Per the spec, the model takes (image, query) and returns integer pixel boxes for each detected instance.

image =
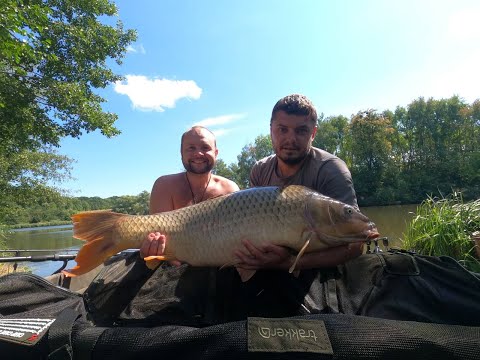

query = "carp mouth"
[303,194,380,247]
[316,221,380,245]
[312,228,379,247]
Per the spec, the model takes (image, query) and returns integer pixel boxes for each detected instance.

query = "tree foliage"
[0,0,136,224]
[314,115,349,160]
[214,135,272,189]
[1,0,136,151]
[0,147,73,224]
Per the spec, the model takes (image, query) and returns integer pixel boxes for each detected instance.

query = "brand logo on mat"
[258,326,318,341]
[0,318,55,346]
[247,317,333,354]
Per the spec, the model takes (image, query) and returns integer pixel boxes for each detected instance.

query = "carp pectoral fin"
[236,268,257,282]
[144,255,180,270]
[144,255,167,261]
[288,236,311,274]
[144,256,164,270]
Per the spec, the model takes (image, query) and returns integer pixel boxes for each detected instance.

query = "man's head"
[181,126,218,174]
[270,94,318,126]
[270,94,318,165]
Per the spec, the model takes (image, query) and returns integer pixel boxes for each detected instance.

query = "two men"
[143,94,362,270]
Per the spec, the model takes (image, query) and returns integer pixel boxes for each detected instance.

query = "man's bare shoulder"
[156,172,185,182]
[153,172,185,187]
[212,174,240,192]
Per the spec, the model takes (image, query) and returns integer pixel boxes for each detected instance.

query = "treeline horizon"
[1,95,479,226]
[214,95,479,207]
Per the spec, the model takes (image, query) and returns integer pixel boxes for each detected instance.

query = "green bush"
[402,193,480,272]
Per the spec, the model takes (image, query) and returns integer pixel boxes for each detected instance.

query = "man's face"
[181,129,218,174]
[270,110,317,165]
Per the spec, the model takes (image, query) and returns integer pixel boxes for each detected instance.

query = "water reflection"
[361,204,417,247]
[3,226,82,277]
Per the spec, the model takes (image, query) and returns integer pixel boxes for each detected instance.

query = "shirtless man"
[140,126,239,259]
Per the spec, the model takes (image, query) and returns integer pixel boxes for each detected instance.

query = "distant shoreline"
[7,221,72,230]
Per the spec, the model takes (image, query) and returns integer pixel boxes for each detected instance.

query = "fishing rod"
[0,249,138,274]
[0,250,78,274]
[0,249,77,254]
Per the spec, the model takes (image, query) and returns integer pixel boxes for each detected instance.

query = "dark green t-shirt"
[249,147,358,208]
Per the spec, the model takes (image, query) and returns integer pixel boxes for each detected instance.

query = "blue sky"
[58,0,480,198]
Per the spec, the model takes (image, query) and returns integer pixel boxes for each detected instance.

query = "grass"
[402,192,480,273]
[0,264,31,276]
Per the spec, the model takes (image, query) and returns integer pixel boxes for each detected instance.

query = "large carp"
[64,185,379,279]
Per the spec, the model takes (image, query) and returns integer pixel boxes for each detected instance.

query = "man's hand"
[234,239,364,270]
[234,239,293,270]
[139,232,182,266]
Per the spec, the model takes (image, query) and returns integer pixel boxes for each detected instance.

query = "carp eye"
[345,207,353,215]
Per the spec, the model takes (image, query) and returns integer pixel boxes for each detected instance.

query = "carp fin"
[236,268,257,282]
[220,259,257,282]
[144,256,181,270]
[64,210,127,277]
[144,257,163,270]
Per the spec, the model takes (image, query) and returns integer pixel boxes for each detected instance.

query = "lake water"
[2,204,418,276]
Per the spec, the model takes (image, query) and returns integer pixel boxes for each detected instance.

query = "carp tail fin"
[63,210,127,277]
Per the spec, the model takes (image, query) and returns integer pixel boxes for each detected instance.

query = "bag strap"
[48,308,82,360]
[74,327,107,360]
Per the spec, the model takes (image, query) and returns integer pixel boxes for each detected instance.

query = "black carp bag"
[0,272,89,359]
[1,250,480,359]
[83,249,480,327]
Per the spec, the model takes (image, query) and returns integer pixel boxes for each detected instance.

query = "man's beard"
[183,159,214,174]
[276,145,310,165]
[278,152,308,165]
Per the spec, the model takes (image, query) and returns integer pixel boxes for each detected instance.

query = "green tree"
[0,0,136,224]
[394,96,477,201]
[0,148,73,224]
[235,135,273,188]
[0,0,136,151]
[213,158,236,181]
[110,191,149,215]
[347,109,396,204]
[314,115,349,163]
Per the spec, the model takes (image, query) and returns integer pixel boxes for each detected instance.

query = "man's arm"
[149,176,175,214]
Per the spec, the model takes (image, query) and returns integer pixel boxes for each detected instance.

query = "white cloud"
[211,128,233,137]
[126,44,146,54]
[114,75,202,111]
[194,113,246,127]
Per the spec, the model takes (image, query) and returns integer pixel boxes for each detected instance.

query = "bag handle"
[48,308,82,360]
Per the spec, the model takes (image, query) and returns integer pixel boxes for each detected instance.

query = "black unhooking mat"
[1,250,480,359]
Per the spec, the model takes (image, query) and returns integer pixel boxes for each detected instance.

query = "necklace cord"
[185,172,212,204]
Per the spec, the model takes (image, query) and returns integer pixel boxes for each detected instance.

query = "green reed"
[402,192,480,273]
